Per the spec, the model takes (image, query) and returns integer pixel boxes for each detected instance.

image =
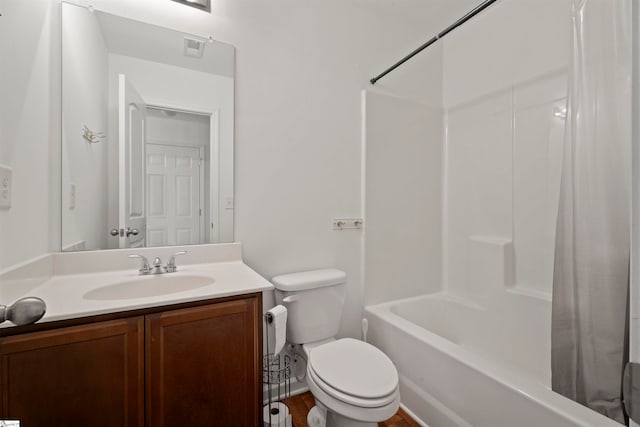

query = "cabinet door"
[0,317,144,426]
[146,297,260,427]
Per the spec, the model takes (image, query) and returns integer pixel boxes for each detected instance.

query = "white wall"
[0,0,60,271]
[61,3,109,251]
[363,91,443,304]
[362,44,445,306]
[106,54,234,246]
[443,0,572,110]
[442,0,571,300]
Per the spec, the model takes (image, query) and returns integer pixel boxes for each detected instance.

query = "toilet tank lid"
[271,269,346,291]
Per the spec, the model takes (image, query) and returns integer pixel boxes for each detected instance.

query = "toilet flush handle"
[282,295,299,304]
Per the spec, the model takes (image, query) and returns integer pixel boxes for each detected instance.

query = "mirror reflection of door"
[146,144,201,246]
[145,108,215,247]
[118,74,146,248]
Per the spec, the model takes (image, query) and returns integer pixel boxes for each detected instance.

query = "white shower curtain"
[551,0,632,424]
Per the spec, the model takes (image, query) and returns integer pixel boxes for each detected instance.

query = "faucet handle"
[165,251,187,273]
[128,254,150,275]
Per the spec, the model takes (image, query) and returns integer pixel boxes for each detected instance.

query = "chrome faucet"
[151,257,164,274]
[128,254,151,275]
[128,251,188,275]
[165,251,187,273]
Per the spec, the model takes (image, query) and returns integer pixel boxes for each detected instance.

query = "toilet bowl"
[271,269,400,427]
[304,338,400,427]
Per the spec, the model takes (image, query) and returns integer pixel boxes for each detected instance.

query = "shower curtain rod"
[369,0,499,85]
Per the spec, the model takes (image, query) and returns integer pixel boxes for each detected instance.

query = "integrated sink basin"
[0,243,275,327]
[83,275,214,300]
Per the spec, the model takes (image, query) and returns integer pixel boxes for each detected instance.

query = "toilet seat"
[307,338,399,408]
[306,356,400,423]
[308,365,398,408]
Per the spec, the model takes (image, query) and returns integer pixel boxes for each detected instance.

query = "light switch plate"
[0,164,12,209]
[224,196,234,210]
[69,183,76,210]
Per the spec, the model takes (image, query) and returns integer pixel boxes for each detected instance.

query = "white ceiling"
[95,10,235,78]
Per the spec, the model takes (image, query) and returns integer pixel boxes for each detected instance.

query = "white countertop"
[0,243,273,327]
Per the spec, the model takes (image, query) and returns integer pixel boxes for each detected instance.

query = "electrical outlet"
[332,217,364,230]
[0,165,12,209]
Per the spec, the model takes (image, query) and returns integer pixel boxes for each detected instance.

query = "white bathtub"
[365,293,621,427]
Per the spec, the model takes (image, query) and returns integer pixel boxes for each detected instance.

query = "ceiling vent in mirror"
[171,0,211,13]
[184,37,206,58]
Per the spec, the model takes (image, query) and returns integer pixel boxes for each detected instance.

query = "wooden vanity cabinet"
[146,297,261,427]
[0,317,144,426]
[0,293,262,427]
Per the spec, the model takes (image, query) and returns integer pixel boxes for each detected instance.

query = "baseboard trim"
[400,403,430,427]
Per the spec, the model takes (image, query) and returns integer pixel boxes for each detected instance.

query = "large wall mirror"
[61,2,235,252]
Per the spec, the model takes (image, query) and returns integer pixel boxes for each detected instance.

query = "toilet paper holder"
[264,311,292,427]
[264,310,292,385]
[263,353,291,385]
[265,311,275,323]
[263,353,292,427]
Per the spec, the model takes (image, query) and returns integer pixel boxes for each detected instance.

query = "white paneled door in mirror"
[146,144,202,247]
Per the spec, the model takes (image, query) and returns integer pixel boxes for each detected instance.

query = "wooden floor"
[283,392,421,427]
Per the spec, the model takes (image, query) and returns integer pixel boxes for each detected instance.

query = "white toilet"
[272,269,400,427]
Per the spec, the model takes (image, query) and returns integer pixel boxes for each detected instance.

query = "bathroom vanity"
[0,243,270,427]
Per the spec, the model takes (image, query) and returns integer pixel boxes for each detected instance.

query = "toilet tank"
[272,269,347,344]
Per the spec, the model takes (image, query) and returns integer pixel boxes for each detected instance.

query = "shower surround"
[362,0,630,425]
